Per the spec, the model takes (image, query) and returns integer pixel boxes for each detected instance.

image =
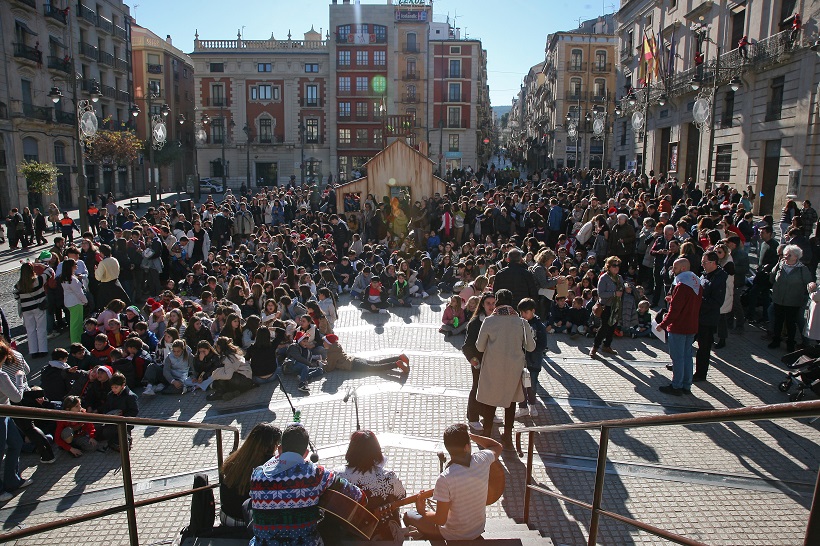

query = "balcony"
[300,98,323,108]
[337,88,380,98]
[445,94,468,103]
[401,94,420,103]
[13,43,41,64]
[78,3,96,25]
[566,91,586,101]
[117,89,130,103]
[592,62,611,73]
[147,63,162,74]
[402,71,419,81]
[447,119,463,129]
[44,4,68,24]
[16,0,36,9]
[98,50,114,67]
[403,43,420,54]
[47,56,72,74]
[620,45,634,61]
[114,24,128,41]
[445,68,471,79]
[566,62,587,72]
[55,110,75,125]
[115,57,129,72]
[207,98,229,107]
[257,134,284,145]
[97,15,113,34]
[100,84,116,99]
[338,140,380,150]
[23,104,53,122]
[591,92,610,103]
[79,42,98,60]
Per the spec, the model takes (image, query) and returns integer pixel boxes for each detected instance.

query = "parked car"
[199,179,224,194]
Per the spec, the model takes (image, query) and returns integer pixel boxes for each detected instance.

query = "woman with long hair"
[13,262,54,358]
[208,336,254,401]
[245,327,285,385]
[590,256,624,359]
[220,313,244,348]
[461,291,496,431]
[241,315,261,349]
[60,258,88,344]
[220,423,281,527]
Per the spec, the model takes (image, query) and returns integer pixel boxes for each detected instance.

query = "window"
[766,76,785,121]
[250,84,277,101]
[406,108,416,124]
[337,25,351,41]
[339,128,351,144]
[23,137,38,162]
[209,62,224,73]
[305,118,319,143]
[626,30,634,54]
[356,77,368,92]
[147,53,160,65]
[211,118,225,144]
[714,145,732,182]
[356,129,368,145]
[594,79,606,98]
[405,32,417,52]
[448,83,461,102]
[570,78,582,97]
[305,84,318,107]
[372,128,382,146]
[356,51,368,66]
[339,77,350,92]
[258,63,271,72]
[149,79,161,94]
[406,59,416,77]
[339,102,351,118]
[338,50,350,66]
[450,46,461,54]
[373,101,383,117]
[721,90,735,128]
[211,84,224,105]
[449,134,460,152]
[356,102,369,119]
[183,68,188,78]
[373,51,386,66]
[448,106,461,128]
[259,118,272,143]
[373,24,386,43]
[54,141,66,164]
[570,49,583,69]
[305,63,319,73]
[449,59,461,78]
[779,0,797,31]
[595,50,607,69]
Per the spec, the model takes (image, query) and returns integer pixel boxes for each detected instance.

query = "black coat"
[494,262,538,307]
[699,266,728,327]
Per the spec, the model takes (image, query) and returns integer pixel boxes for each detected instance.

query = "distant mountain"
[493,106,512,117]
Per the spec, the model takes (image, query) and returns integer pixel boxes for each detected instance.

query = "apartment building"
[614,0,820,214]
[1,0,133,213]
[191,0,490,187]
[131,23,194,195]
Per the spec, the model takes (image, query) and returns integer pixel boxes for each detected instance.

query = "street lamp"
[614,85,663,176]
[48,78,103,232]
[130,82,170,207]
[242,122,252,190]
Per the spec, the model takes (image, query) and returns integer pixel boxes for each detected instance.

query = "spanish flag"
[641,31,660,84]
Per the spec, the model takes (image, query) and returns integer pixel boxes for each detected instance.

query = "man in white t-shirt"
[403,423,502,540]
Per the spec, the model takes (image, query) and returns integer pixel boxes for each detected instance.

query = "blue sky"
[130,0,614,107]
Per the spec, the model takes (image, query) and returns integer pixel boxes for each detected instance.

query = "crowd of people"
[0,166,818,528]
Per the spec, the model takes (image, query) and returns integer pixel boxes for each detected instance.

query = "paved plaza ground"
[0,288,817,545]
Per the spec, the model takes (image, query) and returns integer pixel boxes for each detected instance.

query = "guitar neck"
[377,489,434,516]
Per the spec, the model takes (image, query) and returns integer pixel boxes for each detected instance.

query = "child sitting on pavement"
[360,277,389,314]
[516,298,548,418]
[55,395,98,457]
[99,371,138,452]
[80,318,99,352]
[278,331,325,394]
[567,296,591,339]
[350,265,372,299]
[547,295,570,334]
[628,300,653,338]
[440,295,467,337]
[143,339,193,396]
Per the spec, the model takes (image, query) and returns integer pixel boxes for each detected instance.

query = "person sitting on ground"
[350,266,373,299]
[567,296,590,339]
[55,395,98,457]
[99,371,138,452]
[220,422,282,528]
[190,340,220,392]
[547,295,570,334]
[105,319,130,349]
[68,342,97,371]
[80,318,100,352]
[403,423,502,540]
[206,337,255,402]
[360,277,389,314]
[40,348,75,402]
[279,332,325,394]
[388,272,412,307]
[440,295,467,337]
[132,322,158,353]
[322,334,409,374]
[112,338,153,389]
[245,327,283,385]
[143,339,192,396]
[629,300,653,338]
[90,333,114,365]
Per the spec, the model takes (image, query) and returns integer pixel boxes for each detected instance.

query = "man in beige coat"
[475,289,535,448]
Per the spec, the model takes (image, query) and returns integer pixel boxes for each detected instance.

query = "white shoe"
[529,406,539,417]
[143,384,155,396]
[379,309,390,314]
[422,292,429,298]
[47,332,60,339]
[0,492,12,503]
[493,415,503,424]
[468,421,483,431]
[154,383,165,392]
[515,407,530,418]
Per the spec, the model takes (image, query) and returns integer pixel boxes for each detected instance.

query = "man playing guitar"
[402,424,503,540]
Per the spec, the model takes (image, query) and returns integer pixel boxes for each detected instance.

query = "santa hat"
[146,298,163,312]
[323,334,339,345]
[294,331,308,342]
[607,207,618,215]
[98,365,114,380]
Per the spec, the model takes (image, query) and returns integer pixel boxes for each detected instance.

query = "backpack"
[180,472,215,539]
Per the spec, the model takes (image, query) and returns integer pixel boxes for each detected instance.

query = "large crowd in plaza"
[0,162,819,543]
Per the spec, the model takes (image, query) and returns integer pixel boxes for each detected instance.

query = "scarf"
[492,305,519,317]
[607,272,624,327]
[673,270,701,292]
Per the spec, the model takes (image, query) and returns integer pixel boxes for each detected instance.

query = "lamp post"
[48,78,102,232]
[129,82,170,207]
[243,122,252,190]
[298,120,306,186]
[614,84,664,176]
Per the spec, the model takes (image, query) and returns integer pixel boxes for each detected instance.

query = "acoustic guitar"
[318,489,380,540]
[375,459,506,519]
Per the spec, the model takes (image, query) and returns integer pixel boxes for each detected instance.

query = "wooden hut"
[335,140,448,211]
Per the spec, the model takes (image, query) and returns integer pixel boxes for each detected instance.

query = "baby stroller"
[778,347,820,401]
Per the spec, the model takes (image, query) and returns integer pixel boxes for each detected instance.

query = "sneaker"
[40,455,57,465]
[154,383,165,392]
[297,382,310,394]
[468,421,483,431]
[379,309,390,314]
[515,407,530,418]
[16,479,33,490]
[530,406,539,417]
[47,332,60,340]
[422,292,429,298]
[142,384,156,396]
[0,492,12,503]
[395,359,409,374]
[589,347,598,358]
[659,385,684,396]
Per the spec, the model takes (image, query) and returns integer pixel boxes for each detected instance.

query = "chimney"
[166,34,172,45]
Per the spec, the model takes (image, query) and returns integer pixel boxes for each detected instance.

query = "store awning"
[15,20,37,36]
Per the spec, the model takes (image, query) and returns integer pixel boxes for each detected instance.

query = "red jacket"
[658,281,702,335]
[55,420,96,451]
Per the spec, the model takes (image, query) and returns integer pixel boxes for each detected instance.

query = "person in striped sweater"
[249,424,366,546]
[13,262,54,359]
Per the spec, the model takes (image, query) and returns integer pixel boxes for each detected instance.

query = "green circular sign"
[372,75,387,94]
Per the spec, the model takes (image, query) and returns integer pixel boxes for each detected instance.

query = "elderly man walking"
[493,249,538,308]
[656,258,702,396]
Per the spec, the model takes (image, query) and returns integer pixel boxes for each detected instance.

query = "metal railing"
[13,43,41,63]
[97,15,113,33]
[0,404,240,545]
[147,63,163,74]
[44,4,68,23]
[22,104,53,122]
[79,41,98,60]
[98,50,114,67]
[47,56,71,74]
[115,57,129,72]
[78,3,96,24]
[16,0,36,8]
[114,24,128,41]
[516,400,820,546]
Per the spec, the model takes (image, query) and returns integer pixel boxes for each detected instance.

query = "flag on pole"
[638,34,650,85]
[667,26,676,80]
[644,30,660,83]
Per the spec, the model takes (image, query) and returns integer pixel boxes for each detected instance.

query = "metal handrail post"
[216,429,224,473]
[805,467,820,545]
[523,430,534,524]
[118,423,139,546]
[588,426,610,546]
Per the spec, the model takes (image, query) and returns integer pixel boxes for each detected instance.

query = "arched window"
[54,141,67,164]
[405,32,417,53]
[570,49,583,70]
[594,79,607,99]
[595,50,607,70]
[23,137,39,161]
[570,78,582,98]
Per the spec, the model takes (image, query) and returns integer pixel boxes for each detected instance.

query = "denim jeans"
[0,416,25,492]
[277,360,323,383]
[667,333,695,390]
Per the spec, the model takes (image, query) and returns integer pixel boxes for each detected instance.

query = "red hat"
[607,207,617,215]
[323,334,339,345]
[151,226,162,235]
[146,298,163,312]
[324,233,332,239]
[294,331,308,342]
[300,233,307,240]
[98,365,114,379]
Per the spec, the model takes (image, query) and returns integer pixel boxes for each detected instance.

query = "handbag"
[142,247,156,259]
[592,302,604,318]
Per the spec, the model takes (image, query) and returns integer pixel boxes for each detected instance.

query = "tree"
[85,129,143,166]
[19,160,60,194]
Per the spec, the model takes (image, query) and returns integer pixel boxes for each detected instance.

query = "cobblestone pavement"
[0,295,818,546]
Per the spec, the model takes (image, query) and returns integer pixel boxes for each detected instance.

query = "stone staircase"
[182,518,552,546]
